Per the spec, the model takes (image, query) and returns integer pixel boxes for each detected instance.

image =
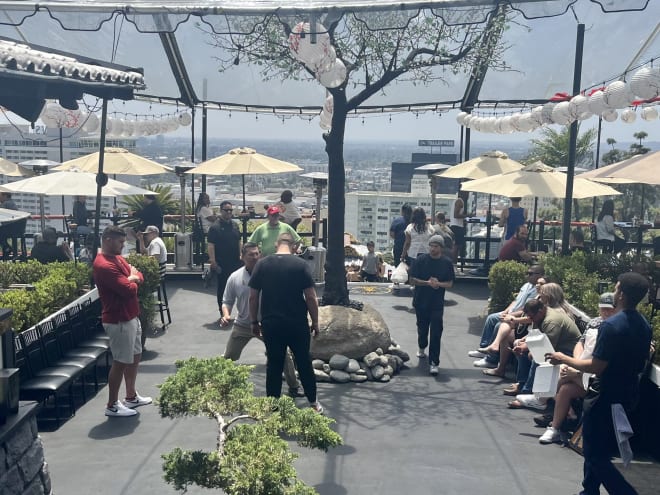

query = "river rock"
[350,373,368,383]
[363,352,380,368]
[314,369,331,382]
[329,354,350,370]
[371,365,385,380]
[388,346,410,362]
[310,303,392,360]
[363,366,373,381]
[375,348,384,356]
[378,355,389,367]
[329,370,351,383]
[379,374,391,382]
[346,359,360,373]
[322,364,331,374]
[312,359,325,370]
[383,365,394,376]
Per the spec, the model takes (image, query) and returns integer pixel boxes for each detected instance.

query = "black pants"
[581,399,637,495]
[261,320,316,403]
[415,306,444,366]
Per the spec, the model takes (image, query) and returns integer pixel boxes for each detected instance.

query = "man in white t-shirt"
[138,225,167,279]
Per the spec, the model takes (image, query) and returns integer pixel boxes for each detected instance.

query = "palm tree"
[633,131,648,146]
[526,125,597,168]
[606,137,617,150]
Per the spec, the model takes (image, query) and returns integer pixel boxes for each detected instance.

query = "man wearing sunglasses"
[207,200,242,322]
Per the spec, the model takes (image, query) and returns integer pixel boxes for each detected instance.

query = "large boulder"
[311,303,391,360]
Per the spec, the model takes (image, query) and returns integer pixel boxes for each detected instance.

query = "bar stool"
[156,276,171,330]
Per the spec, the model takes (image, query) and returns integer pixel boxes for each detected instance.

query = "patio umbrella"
[0,207,31,226]
[185,147,302,210]
[460,162,621,199]
[0,157,34,177]
[53,147,173,175]
[2,170,153,231]
[434,150,524,180]
[579,151,660,185]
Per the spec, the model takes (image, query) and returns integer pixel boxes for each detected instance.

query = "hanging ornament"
[462,114,473,128]
[498,116,514,134]
[288,22,334,68]
[81,111,100,133]
[530,106,545,126]
[620,108,637,123]
[568,95,589,121]
[456,112,468,125]
[551,101,573,125]
[587,90,609,115]
[517,113,534,132]
[541,102,556,125]
[317,59,346,88]
[629,67,660,100]
[604,81,634,109]
[640,106,658,121]
[178,112,192,126]
[601,109,618,122]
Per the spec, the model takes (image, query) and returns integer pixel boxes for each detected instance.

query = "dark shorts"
[450,225,466,246]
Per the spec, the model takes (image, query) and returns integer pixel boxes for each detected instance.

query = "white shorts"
[103,317,142,364]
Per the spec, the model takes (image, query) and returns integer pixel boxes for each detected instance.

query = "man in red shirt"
[498,223,534,263]
[93,226,152,417]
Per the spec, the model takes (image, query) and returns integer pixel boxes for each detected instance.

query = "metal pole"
[464,127,471,161]
[459,125,464,163]
[561,23,585,256]
[202,102,207,194]
[430,175,437,219]
[92,99,109,256]
[314,183,322,247]
[59,128,66,230]
[592,116,603,222]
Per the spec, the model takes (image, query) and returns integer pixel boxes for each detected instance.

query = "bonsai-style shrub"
[487,261,527,313]
[158,357,342,494]
[125,253,160,341]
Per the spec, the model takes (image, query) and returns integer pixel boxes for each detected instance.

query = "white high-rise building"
[0,124,138,235]
[345,191,455,254]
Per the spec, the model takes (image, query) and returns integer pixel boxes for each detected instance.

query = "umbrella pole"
[39,195,46,232]
[59,128,66,230]
[532,197,538,249]
[430,175,437,220]
[484,194,492,267]
[93,99,109,257]
[242,175,246,212]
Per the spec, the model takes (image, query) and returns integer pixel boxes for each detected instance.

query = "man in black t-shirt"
[248,233,323,414]
[408,234,455,376]
[207,200,242,318]
[548,272,652,495]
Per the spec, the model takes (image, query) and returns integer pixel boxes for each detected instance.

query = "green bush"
[126,254,161,334]
[487,261,527,313]
[0,261,91,332]
[539,251,600,316]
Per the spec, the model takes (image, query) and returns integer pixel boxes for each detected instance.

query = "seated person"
[569,228,586,253]
[507,298,581,411]
[537,292,616,444]
[346,264,362,282]
[72,195,92,235]
[433,212,455,256]
[470,265,544,367]
[498,223,535,263]
[31,227,72,263]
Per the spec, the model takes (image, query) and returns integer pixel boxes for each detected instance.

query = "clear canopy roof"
[0,1,656,114]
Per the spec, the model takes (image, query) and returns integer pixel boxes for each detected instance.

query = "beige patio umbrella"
[434,150,524,180]
[0,157,34,177]
[460,162,622,199]
[53,147,173,175]
[579,151,660,185]
[186,147,303,210]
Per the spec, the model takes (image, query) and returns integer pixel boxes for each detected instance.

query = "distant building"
[345,191,455,253]
[391,150,459,193]
[0,124,137,235]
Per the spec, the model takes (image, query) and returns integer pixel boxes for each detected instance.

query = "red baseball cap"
[267,206,280,216]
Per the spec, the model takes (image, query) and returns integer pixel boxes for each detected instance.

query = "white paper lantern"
[121,120,135,137]
[498,116,513,134]
[288,22,334,67]
[178,112,192,126]
[81,111,100,133]
[110,119,124,136]
[601,109,618,122]
[641,106,658,121]
[517,113,534,132]
[629,67,660,100]
[463,114,473,128]
[530,106,545,126]
[317,59,346,88]
[469,117,481,131]
[541,102,556,124]
[481,116,495,133]
[587,90,609,115]
[319,110,332,130]
[551,101,573,125]
[604,81,634,109]
[39,103,62,127]
[456,112,468,125]
[620,108,637,123]
[568,95,588,120]
[576,110,593,121]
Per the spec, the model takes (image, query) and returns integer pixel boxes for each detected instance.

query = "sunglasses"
[222,208,233,212]
[527,271,541,275]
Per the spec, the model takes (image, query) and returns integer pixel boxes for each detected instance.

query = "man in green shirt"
[249,206,301,256]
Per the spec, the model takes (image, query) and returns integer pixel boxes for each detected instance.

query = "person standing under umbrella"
[277,190,302,231]
[249,206,301,256]
[499,197,527,241]
[207,201,242,322]
[133,194,163,234]
[72,196,92,235]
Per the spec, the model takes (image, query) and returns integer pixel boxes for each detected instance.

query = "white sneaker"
[416,348,427,358]
[473,358,497,369]
[468,350,486,358]
[124,393,153,409]
[429,364,439,376]
[105,400,137,417]
[515,394,548,411]
[310,401,324,414]
[539,426,561,444]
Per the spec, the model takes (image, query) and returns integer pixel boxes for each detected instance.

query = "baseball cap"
[267,206,280,216]
[598,292,615,308]
[143,225,159,235]
[428,234,445,247]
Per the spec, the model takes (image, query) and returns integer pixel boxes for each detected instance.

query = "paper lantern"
[499,116,514,134]
[568,95,588,120]
[288,22,334,68]
[178,112,192,126]
[462,114,473,128]
[318,59,346,88]
[517,113,534,132]
[588,90,609,115]
[620,108,637,123]
[110,119,124,136]
[541,102,556,124]
[604,81,634,109]
[456,112,468,125]
[81,111,100,133]
[121,120,135,137]
[601,109,618,122]
[530,106,545,126]
[551,101,573,125]
[319,110,332,130]
[629,67,660,100]
[481,116,496,133]
[641,106,658,121]
[40,102,63,127]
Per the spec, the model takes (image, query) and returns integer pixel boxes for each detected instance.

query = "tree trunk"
[321,92,350,306]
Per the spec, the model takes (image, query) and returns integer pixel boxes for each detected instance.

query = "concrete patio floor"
[39,278,658,494]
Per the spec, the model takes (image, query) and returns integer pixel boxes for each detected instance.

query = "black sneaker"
[288,387,306,398]
[533,413,553,428]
